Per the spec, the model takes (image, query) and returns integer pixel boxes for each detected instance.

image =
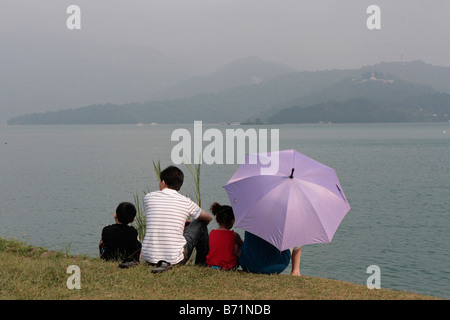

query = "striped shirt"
[141,188,201,264]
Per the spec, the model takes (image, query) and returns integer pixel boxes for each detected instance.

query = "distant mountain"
[277,73,433,108]
[359,60,450,93]
[265,62,450,124]
[8,58,355,125]
[149,56,297,100]
[267,94,450,124]
[267,77,450,124]
[8,60,450,125]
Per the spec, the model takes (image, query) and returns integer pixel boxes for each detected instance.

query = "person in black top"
[99,202,141,264]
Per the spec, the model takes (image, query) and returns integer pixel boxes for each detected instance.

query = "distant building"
[359,73,395,84]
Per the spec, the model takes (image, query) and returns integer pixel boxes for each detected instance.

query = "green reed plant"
[183,158,202,208]
[132,190,148,241]
[152,159,161,180]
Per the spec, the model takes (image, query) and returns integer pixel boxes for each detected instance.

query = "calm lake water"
[1,123,449,298]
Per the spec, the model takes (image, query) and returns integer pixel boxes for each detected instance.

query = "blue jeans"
[182,219,209,265]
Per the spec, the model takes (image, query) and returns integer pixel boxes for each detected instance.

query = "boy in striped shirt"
[141,166,212,268]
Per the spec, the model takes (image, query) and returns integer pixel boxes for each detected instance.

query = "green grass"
[0,237,439,300]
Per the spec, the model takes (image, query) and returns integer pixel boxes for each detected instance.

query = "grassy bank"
[0,237,439,300]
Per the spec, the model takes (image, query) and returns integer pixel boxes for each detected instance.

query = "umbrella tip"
[289,168,295,179]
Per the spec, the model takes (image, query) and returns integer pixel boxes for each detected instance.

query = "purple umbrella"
[224,149,351,251]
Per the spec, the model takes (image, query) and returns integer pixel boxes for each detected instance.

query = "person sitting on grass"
[238,231,303,275]
[206,202,243,270]
[99,202,141,266]
[140,165,212,273]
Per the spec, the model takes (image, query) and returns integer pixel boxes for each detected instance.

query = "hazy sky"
[1,0,450,122]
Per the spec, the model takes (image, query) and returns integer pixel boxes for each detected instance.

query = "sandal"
[151,260,172,273]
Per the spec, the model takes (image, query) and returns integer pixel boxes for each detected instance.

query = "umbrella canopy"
[224,149,351,251]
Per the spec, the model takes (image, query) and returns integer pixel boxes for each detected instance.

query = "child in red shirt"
[206,202,243,270]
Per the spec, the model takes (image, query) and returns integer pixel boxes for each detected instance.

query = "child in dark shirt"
[99,202,141,265]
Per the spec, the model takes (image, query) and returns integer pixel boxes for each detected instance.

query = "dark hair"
[116,202,137,224]
[210,202,235,229]
[160,166,184,191]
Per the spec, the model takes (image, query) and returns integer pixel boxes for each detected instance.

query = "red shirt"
[206,229,237,270]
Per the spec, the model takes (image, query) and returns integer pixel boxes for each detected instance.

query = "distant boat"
[137,122,157,126]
